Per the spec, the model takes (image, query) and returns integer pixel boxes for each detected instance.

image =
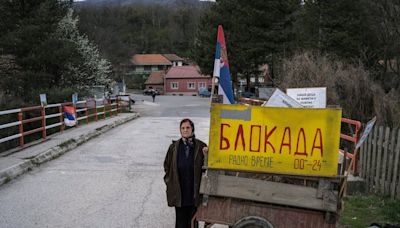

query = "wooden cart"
[193,170,340,228]
[192,102,345,228]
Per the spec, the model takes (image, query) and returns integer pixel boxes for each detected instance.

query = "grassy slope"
[339,193,400,227]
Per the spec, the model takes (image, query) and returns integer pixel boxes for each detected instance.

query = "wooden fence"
[359,125,400,199]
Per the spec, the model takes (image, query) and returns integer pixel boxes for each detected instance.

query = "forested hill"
[75,0,205,7]
[74,0,211,75]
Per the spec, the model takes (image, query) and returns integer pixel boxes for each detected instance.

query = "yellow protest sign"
[208,104,342,177]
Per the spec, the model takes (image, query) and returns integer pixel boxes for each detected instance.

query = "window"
[198,82,206,88]
[171,82,178,89]
[134,66,144,72]
[188,82,195,89]
[144,66,152,71]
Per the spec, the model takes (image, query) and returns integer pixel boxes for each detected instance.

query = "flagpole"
[209,76,216,106]
[210,25,220,106]
[210,25,222,106]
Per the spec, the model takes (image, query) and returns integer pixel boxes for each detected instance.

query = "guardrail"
[339,118,362,174]
[0,97,124,151]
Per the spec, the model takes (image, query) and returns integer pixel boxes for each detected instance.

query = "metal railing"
[339,118,362,174]
[238,97,362,174]
[0,97,123,151]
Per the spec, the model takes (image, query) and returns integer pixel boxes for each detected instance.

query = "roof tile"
[145,71,165,85]
[163,54,184,61]
[165,65,210,79]
[132,54,172,65]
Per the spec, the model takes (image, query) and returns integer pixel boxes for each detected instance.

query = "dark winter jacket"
[163,138,206,207]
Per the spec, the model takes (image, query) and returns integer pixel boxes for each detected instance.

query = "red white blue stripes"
[213,25,234,104]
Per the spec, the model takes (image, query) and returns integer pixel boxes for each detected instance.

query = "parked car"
[198,87,211,97]
[143,89,160,96]
[240,91,256,98]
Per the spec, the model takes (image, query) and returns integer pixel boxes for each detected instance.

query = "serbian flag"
[64,106,76,127]
[213,25,234,104]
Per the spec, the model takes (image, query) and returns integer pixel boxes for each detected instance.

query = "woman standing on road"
[163,118,208,228]
[151,90,156,102]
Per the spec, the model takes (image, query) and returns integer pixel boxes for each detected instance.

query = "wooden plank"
[365,129,373,192]
[207,170,219,193]
[204,153,208,168]
[398,183,400,199]
[201,169,219,206]
[370,126,378,192]
[387,128,396,195]
[205,168,340,183]
[317,179,330,199]
[381,127,390,194]
[361,132,372,179]
[200,174,338,212]
[195,197,336,228]
[391,129,400,199]
[375,126,384,194]
[361,135,368,178]
[360,142,365,178]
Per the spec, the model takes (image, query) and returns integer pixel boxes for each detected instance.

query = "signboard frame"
[208,104,342,177]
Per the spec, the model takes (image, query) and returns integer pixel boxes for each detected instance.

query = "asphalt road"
[0,95,211,228]
[131,93,211,118]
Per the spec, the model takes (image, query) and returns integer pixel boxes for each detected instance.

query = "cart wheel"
[233,216,273,228]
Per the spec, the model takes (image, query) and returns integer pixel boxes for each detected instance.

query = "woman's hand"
[202,147,208,155]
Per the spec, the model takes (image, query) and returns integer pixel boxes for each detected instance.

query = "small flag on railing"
[213,25,234,104]
[64,106,76,127]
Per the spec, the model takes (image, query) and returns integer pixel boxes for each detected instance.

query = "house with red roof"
[163,54,184,67]
[164,65,211,96]
[131,54,172,74]
[130,54,186,74]
[144,71,165,94]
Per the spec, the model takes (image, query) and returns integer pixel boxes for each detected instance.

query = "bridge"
[0,94,211,227]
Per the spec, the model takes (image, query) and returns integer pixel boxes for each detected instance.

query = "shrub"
[277,52,400,128]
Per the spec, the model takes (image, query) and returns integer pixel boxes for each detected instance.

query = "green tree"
[0,0,112,105]
[295,1,378,65]
[56,9,112,90]
[75,2,206,75]
[0,0,71,102]
[192,0,299,91]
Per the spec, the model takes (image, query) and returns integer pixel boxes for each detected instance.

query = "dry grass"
[277,52,400,128]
